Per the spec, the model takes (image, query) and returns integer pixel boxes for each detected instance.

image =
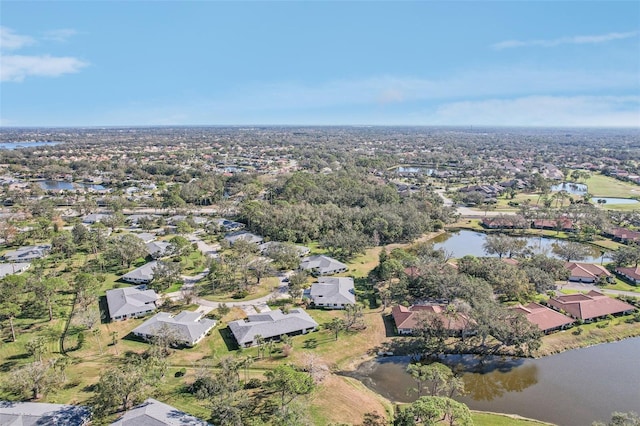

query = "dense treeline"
[238,171,455,256]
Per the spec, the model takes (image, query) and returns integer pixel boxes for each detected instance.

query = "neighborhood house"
[2,245,50,262]
[299,254,348,276]
[111,398,211,425]
[121,261,159,284]
[228,308,318,347]
[131,311,216,347]
[307,277,355,309]
[547,290,636,321]
[511,302,574,333]
[565,262,612,283]
[391,304,473,336]
[106,286,159,321]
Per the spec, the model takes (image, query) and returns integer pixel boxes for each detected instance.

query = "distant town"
[0,126,638,426]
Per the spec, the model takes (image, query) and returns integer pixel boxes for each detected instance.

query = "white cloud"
[43,29,78,42]
[0,27,35,51]
[492,31,639,50]
[428,95,640,127]
[0,27,87,82]
[1,54,88,82]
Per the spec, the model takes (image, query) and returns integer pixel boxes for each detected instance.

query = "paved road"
[559,281,639,298]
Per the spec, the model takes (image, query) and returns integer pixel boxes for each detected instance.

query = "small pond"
[347,337,640,426]
[551,182,587,195]
[430,230,604,262]
[594,197,639,205]
[38,180,107,191]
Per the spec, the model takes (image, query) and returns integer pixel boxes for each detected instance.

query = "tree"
[25,337,48,362]
[611,244,640,267]
[33,277,65,321]
[94,362,153,414]
[51,231,77,257]
[149,323,181,357]
[6,360,63,400]
[326,318,345,340]
[264,242,303,270]
[593,411,640,426]
[104,233,147,269]
[73,273,99,310]
[344,303,365,330]
[482,234,512,259]
[150,260,182,292]
[552,241,592,262]
[264,364,315,409]
[288,271,308,300]
[0,274,26,342]
[249,257,274,284]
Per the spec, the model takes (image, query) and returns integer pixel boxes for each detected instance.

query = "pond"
[0,141,61,150]
[430,230,604,262]
[551,182,587,195]
[38,180,107,191]
[595,197,639,205]
[347,337,640,426]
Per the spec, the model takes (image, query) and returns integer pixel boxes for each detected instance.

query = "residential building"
[121,261,158,284]
[224,231,264,246]
[2,245,50,262]
[131,311,216,347]
[307,277,355,309]
[615,266,640,285]
[82,213,111,224]
[259,241,310,257]
[146,241,173,258]
[106,286,159,321]
[228,308,318,347]
[0,262,30,279]
[0,401,90,425]
[565,262,612,283]
[532,218,575,232]
[511,302,574,333]
[547,290,636,321]
[391,304,473,336]
[132,232,156,243]
[111,398,210,425]
[299,255,348,276]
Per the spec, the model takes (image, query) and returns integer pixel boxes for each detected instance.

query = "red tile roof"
[391,305,471,332]
[615,266,640,281]
[565,262,611,280]
[547,290,635,320]
[511,302,573,332]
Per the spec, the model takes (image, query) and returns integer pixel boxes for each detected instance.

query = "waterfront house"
[510,302,574,333]
[547,290,636,321]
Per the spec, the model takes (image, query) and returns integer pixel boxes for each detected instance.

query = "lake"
[430,229,604,262]
[348,337,640,426]
[0,141,61,150]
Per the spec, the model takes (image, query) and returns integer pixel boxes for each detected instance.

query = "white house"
[308,277,355,309]
[228,308,318,347]
[106,286,159,321]
[131,311,216,347]
[299,255,348,276]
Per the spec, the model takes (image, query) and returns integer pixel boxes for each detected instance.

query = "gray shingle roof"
[228,308,318,346]
[0,262,30,279]
[122,261,158,283]
[299,255,347,275]
[106,286,158,319]
[132,311,216,346]
[111,398,210,426]
[2,245,50,262]
[0,401,90,426]
[309,277,356,306]
[224,231,263,245]
[146,241,173,258]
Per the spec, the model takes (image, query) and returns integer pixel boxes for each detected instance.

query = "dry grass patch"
[309,374,390,425]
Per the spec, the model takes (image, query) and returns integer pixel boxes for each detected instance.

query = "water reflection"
[463,364,538,401]
[431,230,602,262]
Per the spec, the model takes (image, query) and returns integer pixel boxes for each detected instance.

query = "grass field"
[585,174,640,198]
[472,411,556,426]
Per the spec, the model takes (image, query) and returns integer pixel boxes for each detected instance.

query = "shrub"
[572,327,583,335]
[244,378,262,389]
[175,368,187,377]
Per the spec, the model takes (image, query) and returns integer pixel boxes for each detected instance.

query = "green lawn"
[585,174,640,198]
[472,411,555,426]
[602,278,640,293]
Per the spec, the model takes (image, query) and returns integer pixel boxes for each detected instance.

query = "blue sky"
[1,1,639,127]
